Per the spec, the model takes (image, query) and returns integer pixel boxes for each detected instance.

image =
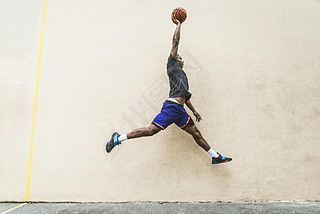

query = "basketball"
[172,7,187,23]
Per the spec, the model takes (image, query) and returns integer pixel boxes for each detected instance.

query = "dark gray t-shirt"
[167,54,192,102]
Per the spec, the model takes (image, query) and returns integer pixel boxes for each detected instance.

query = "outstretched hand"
[171,13,180,25]
[193,111,202,122]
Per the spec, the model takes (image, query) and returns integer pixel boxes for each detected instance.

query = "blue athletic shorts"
[152,100,194,130]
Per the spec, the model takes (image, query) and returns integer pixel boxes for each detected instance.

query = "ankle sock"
[208,148,219,158]
[118,134,128,142]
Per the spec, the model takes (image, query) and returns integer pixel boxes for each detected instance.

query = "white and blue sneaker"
[106,132,121,153]
[212,152,232,164]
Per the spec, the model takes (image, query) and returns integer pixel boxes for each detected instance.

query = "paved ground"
[0,202,319,214]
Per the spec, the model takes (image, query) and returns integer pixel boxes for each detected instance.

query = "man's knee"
[145,126,159,136]
[192,128,202,139]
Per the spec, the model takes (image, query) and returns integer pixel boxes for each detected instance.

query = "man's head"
[176,54,184,68]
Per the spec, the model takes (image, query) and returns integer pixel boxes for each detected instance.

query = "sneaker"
[212,153,232,164]
[106,132,121,153]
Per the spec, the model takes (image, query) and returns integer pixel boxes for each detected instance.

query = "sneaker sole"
[213,160,232,164]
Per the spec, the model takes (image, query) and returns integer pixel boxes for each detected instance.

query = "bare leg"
[184,125,211,151]
[127,124,161,139]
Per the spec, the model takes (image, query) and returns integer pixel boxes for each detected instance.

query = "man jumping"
[106,15,232,165]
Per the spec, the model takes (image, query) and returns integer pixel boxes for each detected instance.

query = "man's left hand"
[193,111,202,122]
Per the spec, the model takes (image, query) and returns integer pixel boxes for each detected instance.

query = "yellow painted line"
[25,0,48,202]
[0,203,27,214]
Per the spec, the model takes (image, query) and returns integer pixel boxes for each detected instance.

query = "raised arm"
[170,15,181,59]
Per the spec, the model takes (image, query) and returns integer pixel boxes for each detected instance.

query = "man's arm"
[186,100,202,122]
[170,15,181,59]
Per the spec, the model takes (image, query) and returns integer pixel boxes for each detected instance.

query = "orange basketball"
[172,7,187,23]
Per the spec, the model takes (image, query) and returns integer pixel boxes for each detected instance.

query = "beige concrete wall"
[1,0,320,202]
